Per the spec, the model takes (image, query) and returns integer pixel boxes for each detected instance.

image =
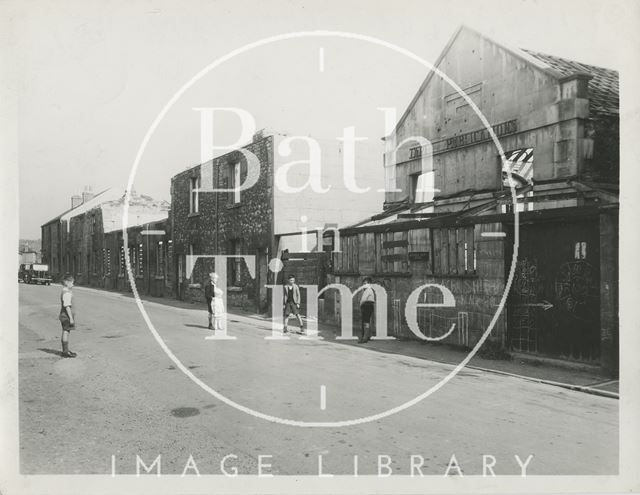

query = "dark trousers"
[360,302,374,342]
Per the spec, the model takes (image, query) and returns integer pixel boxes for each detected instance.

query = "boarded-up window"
[432,226,475,275]
[408,228,431,271]
[358,232,376,274]
[381,231,408,273]
[335,234,359,273]
[374,232,383,273]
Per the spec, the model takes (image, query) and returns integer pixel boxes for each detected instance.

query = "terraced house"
[41,187,171,295]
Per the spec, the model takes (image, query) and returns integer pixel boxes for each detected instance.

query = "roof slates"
[522,49,619,115]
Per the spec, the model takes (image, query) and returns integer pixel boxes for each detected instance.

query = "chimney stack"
[82,185,94,204]
[71,195,82,208]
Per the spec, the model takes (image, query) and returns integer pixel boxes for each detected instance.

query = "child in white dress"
[205,272,225,331]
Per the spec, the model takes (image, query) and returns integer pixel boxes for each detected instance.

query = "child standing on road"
[283,274,304,334]
[59,274,77,358]
[205,272,225,331]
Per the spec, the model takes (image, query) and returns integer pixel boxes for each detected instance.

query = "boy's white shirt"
[62,288,73,306]
[360,285,375,304]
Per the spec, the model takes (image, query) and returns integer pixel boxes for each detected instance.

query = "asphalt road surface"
[19,283,618,476]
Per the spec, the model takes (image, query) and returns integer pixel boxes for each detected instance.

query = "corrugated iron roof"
[522,49,619,115]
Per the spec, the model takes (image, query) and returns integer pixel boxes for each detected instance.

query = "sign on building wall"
[407,119,518,160]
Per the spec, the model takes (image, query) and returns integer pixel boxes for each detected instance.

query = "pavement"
[90,285,619,397]
[19,283,619,475]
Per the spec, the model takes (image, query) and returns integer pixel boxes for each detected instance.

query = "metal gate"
[506,218,601,362]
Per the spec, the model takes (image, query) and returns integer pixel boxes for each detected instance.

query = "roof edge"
[388,24,567,139]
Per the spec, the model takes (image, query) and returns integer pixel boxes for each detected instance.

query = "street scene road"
[19,283,618,476]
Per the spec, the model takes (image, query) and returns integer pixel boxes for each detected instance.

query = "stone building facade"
[170,129,384,312]
[41,188,171,295]
[170,132,275,311]
[320,26,619,375]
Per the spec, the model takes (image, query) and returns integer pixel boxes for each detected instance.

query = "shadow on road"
[37,348,63,357]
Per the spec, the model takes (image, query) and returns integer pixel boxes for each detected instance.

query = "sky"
[12,0,635,238]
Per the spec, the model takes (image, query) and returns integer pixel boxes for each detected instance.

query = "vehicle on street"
[19,263,52,285]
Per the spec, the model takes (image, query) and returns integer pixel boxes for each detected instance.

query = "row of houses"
[41,26,619,375]
[41,186,172,295]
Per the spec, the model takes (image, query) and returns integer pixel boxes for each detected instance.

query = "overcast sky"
[13,0,635,238]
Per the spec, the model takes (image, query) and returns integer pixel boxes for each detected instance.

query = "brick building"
[321,26,619,374]
[170,129,384,312]
[41,187,171,295]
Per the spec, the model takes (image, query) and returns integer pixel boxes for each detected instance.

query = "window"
[574,241,587,260]
[157,241,164,276]
[177,254,184,282]
[119,246,125,275]
[358,232,376,273]
[167,240,173,282]
[229,239,242,285]
[137,243,144,277]
[409,172,435,204]
[231,162,241,204]
[335,234,358,273]
[408,229,431,269]
[105,248,111,276]
[189,176,200,214]
[501,148,534,213]
[502,148,533,189]
[432,226,475,275]
[381,231,408,273]
[188,244,195,283]
[125,246,138,276]
[128,247,134,274]
[409,174,419,203]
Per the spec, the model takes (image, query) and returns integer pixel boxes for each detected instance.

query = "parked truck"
[19,263,52,285]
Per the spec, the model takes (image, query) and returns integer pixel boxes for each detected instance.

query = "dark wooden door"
[506,218,600,362]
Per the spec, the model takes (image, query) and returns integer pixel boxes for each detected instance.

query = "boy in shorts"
[283,275,304,334]
[59,274,77,358]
